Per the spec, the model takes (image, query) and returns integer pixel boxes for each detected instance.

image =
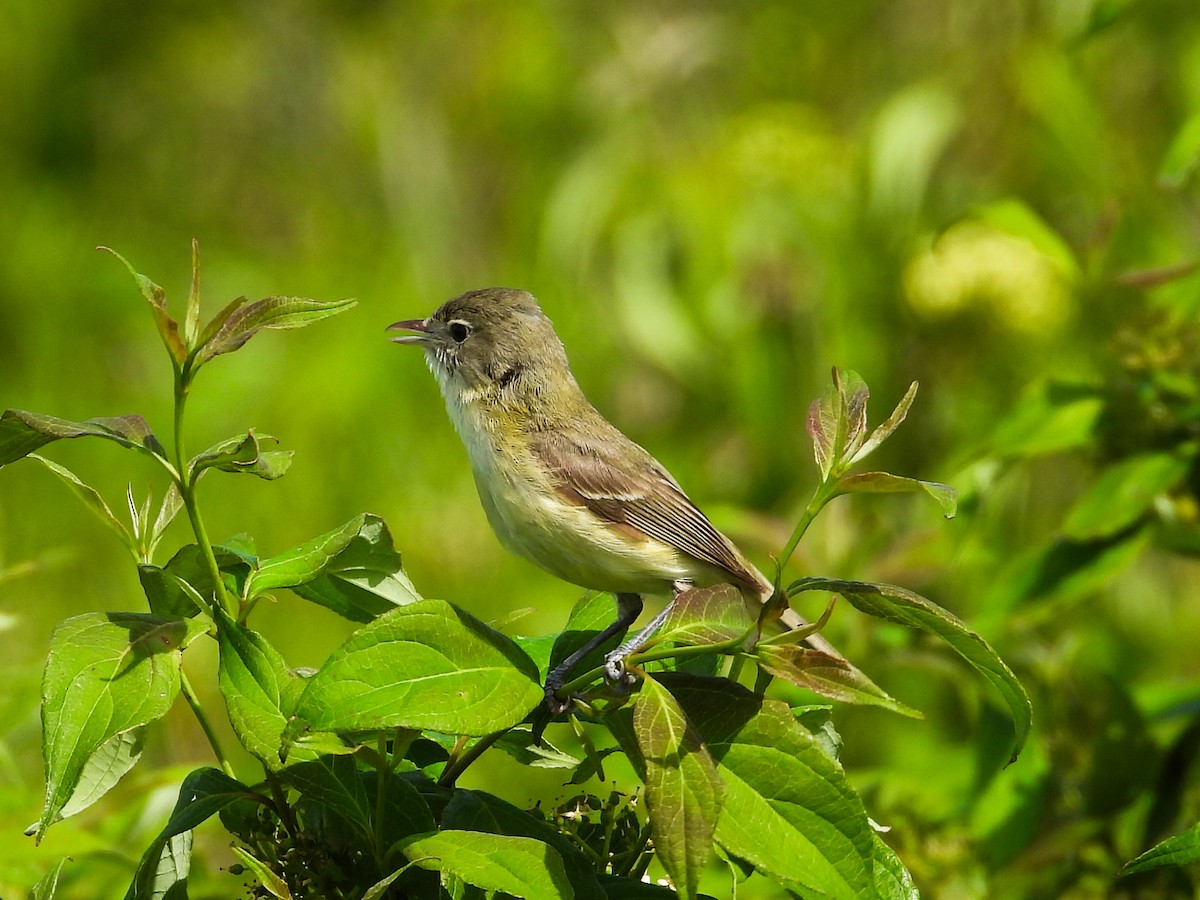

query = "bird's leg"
[602,580,690,686]
[544,592,643,713]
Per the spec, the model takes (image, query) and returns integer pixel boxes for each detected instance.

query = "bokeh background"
[3,1,1200,896]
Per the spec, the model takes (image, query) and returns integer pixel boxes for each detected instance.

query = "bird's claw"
[543,664,575,715]
[603,651,639,694]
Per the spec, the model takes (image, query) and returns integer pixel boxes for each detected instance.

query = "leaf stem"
[179,669,235,779]
[437,730,507,788]
[778,477,839,573]
[172,373,234,616]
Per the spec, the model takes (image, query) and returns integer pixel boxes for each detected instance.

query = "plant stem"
[172,372,234,616]
[778,478,839,572]
[437,730,507,788]
[180,669,235,779]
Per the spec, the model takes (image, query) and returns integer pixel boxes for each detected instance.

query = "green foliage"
[0,250,1023,897]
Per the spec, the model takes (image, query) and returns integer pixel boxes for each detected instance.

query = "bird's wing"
[530,427,764,590]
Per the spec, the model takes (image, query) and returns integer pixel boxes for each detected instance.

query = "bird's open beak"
[386,319,430,345]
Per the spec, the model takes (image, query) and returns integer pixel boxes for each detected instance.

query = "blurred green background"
[3,0,1200,896]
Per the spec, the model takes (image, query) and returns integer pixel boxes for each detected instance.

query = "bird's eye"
[448,321,471,343]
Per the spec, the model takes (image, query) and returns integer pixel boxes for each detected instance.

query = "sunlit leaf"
[148,483,184,559]
[756,644,922,718]
[293,599,543,737]
[630,675,724,900]
[124,768,253,900]
[1063,451,1191,541]
[873,832,919,900]
[615,675,875,899]
[184,238,202,347]
[1120,820,1200,875]
[190,431,294,482]
[656,583,754,647]
[30,858,67,900]
[835,471,958,518]
[849,381,918,465]
[125,831,191,900]
[397,830,574,898]
[245,514,418,616]
[985,380,1103,458]
[193,296,357,367]
[441,789,605,900]
[100,246,188,366]
[214,607,296,768]
[790,578,1031,763]
[976,198,1080,281]
[230,846,293,899]
[34,613,207,839]
[29,455,137,558]
[1159,111,1200,190]
[0,409,166,468]
[545,591,624,675]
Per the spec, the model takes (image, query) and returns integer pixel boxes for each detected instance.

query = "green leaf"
[100,246,188,366]
[125,832,191,900]
[190,431,293,482]
[193,295,357,367]
[596,877,688,897]
[656,583,754,647]
[849,381,919,465]
[756,644,922,718]
[365,772,437,855]
[284,755,374,847]
[630,674,724,900]
[791,577,1032,763]
[492,727,581,769]
[986,380,1103,458]
[976,198,1080,281]
[396,830,574,899]
[30,858,67,900]
[293,599,543,737]
[214,607,296,767]
[441,789,604,900]
[835,471,958,518]
[983,529,1149,619]
[0,409,166,468]
[616,675,874,899]
[1120,820,1200,875]
[230,846,293,899]
[125,768,253,900]
[34,613,207,840]
[245,514,421,621]
[807,369,868,479]
[148,483,183,560]
[1159,111,1200,190]
[184,239,202,347]
[1063,451,1192,541]
[289,518,422,622]
[138,541,253,617]
[546,592,626,675]
[872,833,919,900]
[29,455,137,558]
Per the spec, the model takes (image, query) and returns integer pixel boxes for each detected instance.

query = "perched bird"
[388,288,832,711]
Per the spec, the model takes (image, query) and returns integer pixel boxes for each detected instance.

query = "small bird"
[389,288,831,711]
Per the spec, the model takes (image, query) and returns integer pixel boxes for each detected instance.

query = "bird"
[388,288,833,711]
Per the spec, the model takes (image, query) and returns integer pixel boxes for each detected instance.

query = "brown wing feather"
[530,428,762,589]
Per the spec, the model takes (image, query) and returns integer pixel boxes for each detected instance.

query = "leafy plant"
[949,305,1200,892]
[5,248,1029,898]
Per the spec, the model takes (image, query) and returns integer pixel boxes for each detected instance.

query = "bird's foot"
[543,665,575,715]
[602,650,640,695]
